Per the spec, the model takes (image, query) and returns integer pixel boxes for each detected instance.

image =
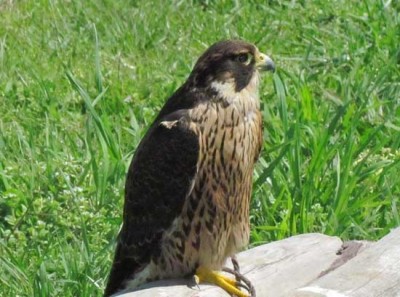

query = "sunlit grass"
[0,0,399,296]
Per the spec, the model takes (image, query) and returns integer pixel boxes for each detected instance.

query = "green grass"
[0,0,399,296]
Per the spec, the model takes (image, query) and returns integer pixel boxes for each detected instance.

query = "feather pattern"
[104,40,273,296]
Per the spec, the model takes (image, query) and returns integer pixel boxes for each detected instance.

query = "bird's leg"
[231,255,241,279]
[222,256,256,297]
[194,266,250,297]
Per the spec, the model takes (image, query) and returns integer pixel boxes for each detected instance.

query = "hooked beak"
[256,53,275,72]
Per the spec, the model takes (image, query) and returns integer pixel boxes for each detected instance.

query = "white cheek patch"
[210,79,237,104]
[210,74,260,112]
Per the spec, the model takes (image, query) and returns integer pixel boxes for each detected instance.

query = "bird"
[104,40,275,297]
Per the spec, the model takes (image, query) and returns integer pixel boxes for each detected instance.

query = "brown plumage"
[104,40,275,297]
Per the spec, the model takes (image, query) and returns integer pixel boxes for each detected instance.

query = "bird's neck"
[208,74,260,115]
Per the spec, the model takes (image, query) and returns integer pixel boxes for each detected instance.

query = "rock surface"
[115,227,400,297]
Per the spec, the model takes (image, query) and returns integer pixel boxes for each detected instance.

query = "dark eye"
[235,53,251,65]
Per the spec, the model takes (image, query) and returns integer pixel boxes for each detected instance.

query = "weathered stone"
[114,228,400,297]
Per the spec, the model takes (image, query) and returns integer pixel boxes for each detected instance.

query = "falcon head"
[189,40,275,94]
[156,40,274,121]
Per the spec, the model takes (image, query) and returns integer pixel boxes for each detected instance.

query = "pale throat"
[210,73,261,116]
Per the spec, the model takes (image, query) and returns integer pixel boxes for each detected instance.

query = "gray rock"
[115,228,400,297]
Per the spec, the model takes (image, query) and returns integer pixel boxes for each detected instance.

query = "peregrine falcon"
[104,40,275,297]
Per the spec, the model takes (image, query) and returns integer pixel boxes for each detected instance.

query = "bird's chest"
[157,101,262,273]
[190,101,262,182]
[187,101,262,222]
[173,101,262,267]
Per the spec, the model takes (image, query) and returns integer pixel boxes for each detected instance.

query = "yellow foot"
[194,266,249,297]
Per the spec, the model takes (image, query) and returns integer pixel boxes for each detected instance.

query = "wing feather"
[104,110,198,296]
